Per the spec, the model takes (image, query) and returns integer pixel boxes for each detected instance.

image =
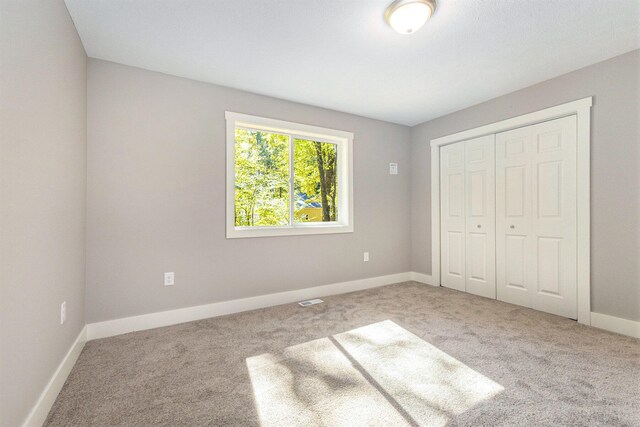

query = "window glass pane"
[293,139,338,222]
[234,129,289,227]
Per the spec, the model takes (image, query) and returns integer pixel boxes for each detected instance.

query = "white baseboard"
[410,271,437,286]
[22,326,87,427]
[590,312,640,339]
[87,272,412,341]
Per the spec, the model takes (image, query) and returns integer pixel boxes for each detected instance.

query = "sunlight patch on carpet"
[246,320,503,427]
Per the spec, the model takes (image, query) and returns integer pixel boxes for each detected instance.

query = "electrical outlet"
[164,272,175,286]
[364,252,369,262]
[60,301,66,325]
[389,163,398,175]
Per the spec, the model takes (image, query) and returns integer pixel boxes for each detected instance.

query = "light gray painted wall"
[411,50,640,322]
[0,1,87,425]
[86,59,411,323]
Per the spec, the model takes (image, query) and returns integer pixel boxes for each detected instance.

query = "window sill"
[226,223,354,239]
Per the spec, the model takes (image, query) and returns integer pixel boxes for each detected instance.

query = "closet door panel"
[496,131,534,308]
[496,115,577,318]
[440,143,465,291]
[531,116,577,318]
[505,235,526,289]
[464,135,496,299]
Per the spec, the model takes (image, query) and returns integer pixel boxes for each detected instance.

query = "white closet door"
[496,116,577,318]
[464,135,496,299]
[440,142,465,291]
[496,126,532,308]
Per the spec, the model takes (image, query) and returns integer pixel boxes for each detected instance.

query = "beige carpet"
[46,282,640,426]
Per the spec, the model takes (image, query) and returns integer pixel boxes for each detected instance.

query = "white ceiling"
[65,0,639,126]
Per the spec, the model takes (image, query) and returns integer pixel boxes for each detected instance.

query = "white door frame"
[430,97,592,325]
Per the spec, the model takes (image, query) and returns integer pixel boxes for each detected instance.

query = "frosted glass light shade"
[386,0,436,34]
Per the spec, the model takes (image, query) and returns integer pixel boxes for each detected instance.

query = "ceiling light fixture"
[385,0,436,35]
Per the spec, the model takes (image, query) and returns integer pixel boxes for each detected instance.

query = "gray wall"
[0,5,635,424]
[0,1,87,425]
[411,50,640,322]
[86,59,411,323]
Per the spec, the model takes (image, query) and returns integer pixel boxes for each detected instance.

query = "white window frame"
[226,111,354,238]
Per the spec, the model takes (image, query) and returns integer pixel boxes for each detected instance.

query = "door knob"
[477,224,481,228]
[510,225,515,229]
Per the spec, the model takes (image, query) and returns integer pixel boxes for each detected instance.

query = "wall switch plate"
[164,272,175,286]
[60,301,66,325]
[389,163,398,175]
[364,252,369,262]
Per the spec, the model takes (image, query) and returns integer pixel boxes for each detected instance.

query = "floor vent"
[298,299,324,307]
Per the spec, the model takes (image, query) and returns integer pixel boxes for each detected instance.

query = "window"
[226,112,353,238]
